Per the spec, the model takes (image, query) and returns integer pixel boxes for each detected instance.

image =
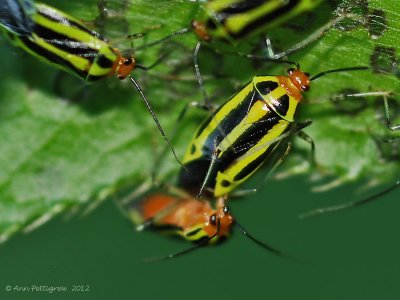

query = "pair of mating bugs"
[1,0,399,258]
[131,63,399,259]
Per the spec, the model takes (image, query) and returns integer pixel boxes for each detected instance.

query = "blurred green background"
[0,0,399,299]
[0,176,399,300]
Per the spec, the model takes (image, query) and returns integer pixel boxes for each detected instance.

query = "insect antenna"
[136,51,170,71]
[234,220,309,264]
[143,219,221,262]
[310,66,369,81]
[234,221,285,257]
[128,76,184,168]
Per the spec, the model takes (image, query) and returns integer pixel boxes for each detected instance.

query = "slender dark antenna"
[235,222,284,257]
[135,27,192,51]
[161,236,211,261]
[300,180,400,219]
[310,66,369,81]
[128,76,184,168]
[235,221,308,264]
[136,51,169,71]
[143,219,221,262]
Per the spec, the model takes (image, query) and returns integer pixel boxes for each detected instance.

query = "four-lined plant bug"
[130,191,233,245]
[190,0,323,43]
[126,186,286,260]
[1,1,135,82]
[146,0,324,48]
[0,0,181,165]
[178,62,368,199]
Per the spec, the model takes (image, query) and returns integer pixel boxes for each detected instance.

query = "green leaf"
[0,0,398,242]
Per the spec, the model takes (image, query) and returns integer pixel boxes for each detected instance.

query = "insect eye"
[302,85,310,92]
[124,58,133,65]
[209,214,217,226]
[223,206,229,214]
[287,68,295,75]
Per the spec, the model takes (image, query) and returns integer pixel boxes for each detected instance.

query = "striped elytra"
[196,0,322,41]
[0,2,135,82]
[183,0,323,44]
[179,69,309,198]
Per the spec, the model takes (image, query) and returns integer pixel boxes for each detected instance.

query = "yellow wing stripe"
[183,81,254,163]
[214,119,289,197]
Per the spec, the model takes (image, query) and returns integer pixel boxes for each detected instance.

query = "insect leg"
[93,0,131,37]
[300,180,400,218]
[135,27,191,51]
[193,41,213,110]
[297,130,316,167]
[329,91,399,132]
[134,199,180,232]
[266,13,352,60]
[119,182,189,231]
[143,218,221,262]
[52,71,89,102]
[197,137,220,198]
[383,94,400,131]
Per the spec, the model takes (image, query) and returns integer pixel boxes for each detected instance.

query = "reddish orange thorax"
[110,49,136,80]
[277,68,311,101]
[191,20,211,41]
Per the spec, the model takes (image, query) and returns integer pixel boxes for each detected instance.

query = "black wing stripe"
[199,87,259,157]
[33,24,98,60]
[20,36,88,78]
[218,109,281,173]
[227,0,301,39]
[37,6,104,40]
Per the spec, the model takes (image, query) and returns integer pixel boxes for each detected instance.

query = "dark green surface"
[0,176,399,300]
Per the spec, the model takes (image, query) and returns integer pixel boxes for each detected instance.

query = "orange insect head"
[191,20,211,42]
[117,56,136,80]
[203,204,233,238]
[287,68,310,93]
[111,48,136,80]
